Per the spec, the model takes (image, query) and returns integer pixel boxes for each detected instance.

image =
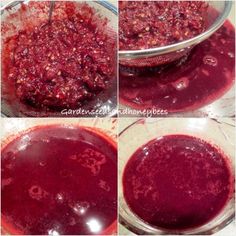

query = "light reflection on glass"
[86,218,102,233]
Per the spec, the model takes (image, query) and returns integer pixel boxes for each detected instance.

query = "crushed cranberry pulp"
[3,2,116,112]
[1,126,117,235]
[119,20,235,113]
[123,135,233,230]
[119,1,208,50]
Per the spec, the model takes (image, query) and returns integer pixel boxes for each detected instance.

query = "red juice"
[119,21,235,113]
[1,125,117,235]
[123,135,233,230]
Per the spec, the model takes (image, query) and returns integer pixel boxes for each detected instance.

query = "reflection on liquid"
[86,218,102,233]
[48,229,60,236]
[56,193,64,203]
[18,134,31,151]
[72,201,90,216]
[2,126,117,235]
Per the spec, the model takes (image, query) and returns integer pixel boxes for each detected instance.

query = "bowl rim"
[119,1,232,60]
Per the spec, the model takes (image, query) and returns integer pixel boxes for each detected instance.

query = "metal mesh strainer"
[119,1,232,68]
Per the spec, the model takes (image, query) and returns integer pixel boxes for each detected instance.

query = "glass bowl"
[1,117,117,235]
[1,0,117,117]
[119,1,232,67]
[119,118,235,235]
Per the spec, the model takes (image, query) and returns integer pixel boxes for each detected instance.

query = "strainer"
[119,1,232,67]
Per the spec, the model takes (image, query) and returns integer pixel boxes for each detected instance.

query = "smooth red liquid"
[1,126,117,235]
[119,21,235,113]
[123,135,233,230]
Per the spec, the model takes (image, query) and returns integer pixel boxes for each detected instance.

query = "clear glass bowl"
[119,118,235,235]
[1,117,118,235]
[1,0,117,117]
[119,1,232,67]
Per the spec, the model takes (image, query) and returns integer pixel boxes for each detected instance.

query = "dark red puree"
[1,126,117,235]
[3,2,116,111]
[119,1,208,50]
[119,20,235,112]
[123,135,233,230]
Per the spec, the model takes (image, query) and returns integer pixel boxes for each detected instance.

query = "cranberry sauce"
[123,135,233,231]
[119,21,235,113]
[119,1,208,50]
[2,2,116,112]
[1,125,117,235]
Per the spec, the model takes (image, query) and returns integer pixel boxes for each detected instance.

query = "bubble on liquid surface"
[77,148,107,175]
[2,177,13,188]
[172,77,189,91]
[39,161,46,167]
[203,55,218,66]
[69,217,77,226]
[28,185,48,200]
[99,180,111,192]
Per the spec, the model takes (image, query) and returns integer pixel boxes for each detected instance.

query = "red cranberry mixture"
[7,3,116,111]
[119,1,208,50]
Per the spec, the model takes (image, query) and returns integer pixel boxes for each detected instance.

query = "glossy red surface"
[1,125,117,235]
[119,21,235,113]
[119,1,208,50]
[2,2,116,112]
[123,135,233,230]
